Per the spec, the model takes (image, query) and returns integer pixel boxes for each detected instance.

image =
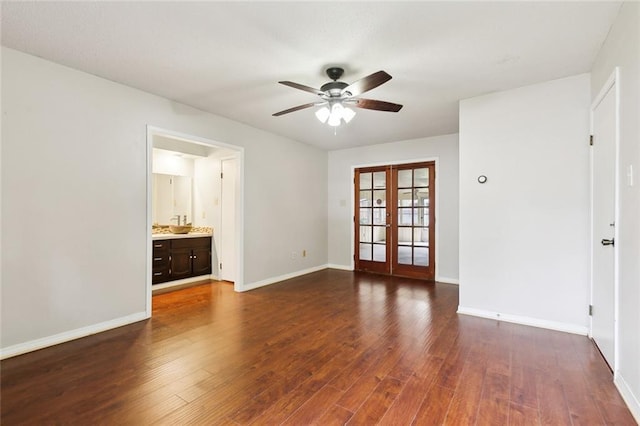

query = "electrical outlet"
[291,251,297,260]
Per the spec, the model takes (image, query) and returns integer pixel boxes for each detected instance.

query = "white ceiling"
[1,1,621,150]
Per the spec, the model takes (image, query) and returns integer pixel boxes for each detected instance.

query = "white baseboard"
[1,311,148,360]
[457,306,588,335]
[327,264,353,271]
[615,373,640,424]
[436,276,459,285]
[240,264,329,292]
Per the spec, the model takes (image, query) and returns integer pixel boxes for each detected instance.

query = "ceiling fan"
[273,67,403,126]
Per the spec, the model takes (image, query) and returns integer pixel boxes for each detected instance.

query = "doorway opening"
[146,126,244,317]
[355,161,436,280]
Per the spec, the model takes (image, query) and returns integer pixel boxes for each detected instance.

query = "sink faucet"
[171,215,181,226]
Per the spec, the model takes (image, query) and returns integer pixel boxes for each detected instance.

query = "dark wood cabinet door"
[170,248,192,279]
[191,247,212,276]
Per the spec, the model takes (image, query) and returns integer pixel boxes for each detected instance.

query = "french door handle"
[601,238,615,246]
[385,224,391,228]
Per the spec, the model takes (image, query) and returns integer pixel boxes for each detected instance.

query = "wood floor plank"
[511,365,539,409]
[336,341,407,411]
[1,270,634,425]
[280,384,344,425]
[313,404,354,425]
[535,371,572,426]
[377,355,444,425]
[509,401,541,426]
[412,383,455,426]
[345,377,403,425]
[441,360,486,424]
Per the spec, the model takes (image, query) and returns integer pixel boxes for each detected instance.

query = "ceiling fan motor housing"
[321,81,349,97]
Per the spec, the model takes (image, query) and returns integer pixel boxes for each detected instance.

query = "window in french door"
[354,162,435,280]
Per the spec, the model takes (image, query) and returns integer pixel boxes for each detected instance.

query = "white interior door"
[591,81,617,369]
[220,158,237,282]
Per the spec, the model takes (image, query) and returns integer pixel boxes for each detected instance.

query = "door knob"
[601,238,615,246]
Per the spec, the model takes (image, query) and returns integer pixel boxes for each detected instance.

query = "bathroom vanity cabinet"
[152,236,212,284]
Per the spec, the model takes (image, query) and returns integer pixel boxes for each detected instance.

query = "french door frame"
[354,161,436,280]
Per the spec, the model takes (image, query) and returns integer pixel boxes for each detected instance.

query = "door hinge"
[219,263,223,270]
[589,135,594,146]
[589,304,593,316]
[221,172,224,179]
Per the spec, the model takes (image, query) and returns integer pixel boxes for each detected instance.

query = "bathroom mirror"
[152,173,192,225]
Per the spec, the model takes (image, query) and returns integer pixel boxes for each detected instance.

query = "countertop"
[152,233,212,240]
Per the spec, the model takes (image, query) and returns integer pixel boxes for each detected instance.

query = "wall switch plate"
[627,164,634,187]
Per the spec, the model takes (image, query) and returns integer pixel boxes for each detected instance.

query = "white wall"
[152,149,195,177]
[193,155,220,230]
[458,74,591,333]
[327,134,459,283]
[1,47,328,355]
[590,1,640,419]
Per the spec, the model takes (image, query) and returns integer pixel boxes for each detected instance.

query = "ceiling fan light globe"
[331,102,345,118]
[315,106,330,123]
[343,107,356,123]
[328,113,341,127]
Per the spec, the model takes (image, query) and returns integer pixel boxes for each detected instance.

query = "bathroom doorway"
[146,127,244,316]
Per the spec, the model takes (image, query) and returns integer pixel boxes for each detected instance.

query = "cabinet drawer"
[152,267,170,284]
[171,237,211,249]
[152,240,170,252]
[152,253,169,269]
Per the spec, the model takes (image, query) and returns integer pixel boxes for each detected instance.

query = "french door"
[355,162,435,280]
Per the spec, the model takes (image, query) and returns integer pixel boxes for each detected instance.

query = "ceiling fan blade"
[272,102,319,117]
[278,81,324,96]
[352,98,403,112]
[341,71,392,97]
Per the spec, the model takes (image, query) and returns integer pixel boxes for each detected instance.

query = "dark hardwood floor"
[1,270,636,425]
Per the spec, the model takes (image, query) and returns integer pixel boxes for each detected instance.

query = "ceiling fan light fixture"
[342,107,356,123]
[327,102,347,127]
[327,111,342,127]
[315,106,330,123]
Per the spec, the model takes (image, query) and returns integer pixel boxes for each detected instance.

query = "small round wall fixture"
[477,175,487,184]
